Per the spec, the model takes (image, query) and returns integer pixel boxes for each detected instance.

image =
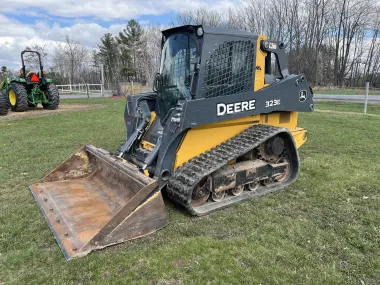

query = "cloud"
[0,0,242,69]
[3,0,240,20]
[0,14,37,38]
[0,15,125,69]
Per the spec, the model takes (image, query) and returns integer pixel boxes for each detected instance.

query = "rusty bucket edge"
[29,185,75,260]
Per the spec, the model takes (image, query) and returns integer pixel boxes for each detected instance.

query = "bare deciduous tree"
[172,1,380,88]
[52,35,89,84]
[24,44,48,72]
[38,3,380,90]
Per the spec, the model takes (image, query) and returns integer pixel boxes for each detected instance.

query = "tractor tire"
[43,84,59,110]
[0,89,9,116]
[9,83,29,112]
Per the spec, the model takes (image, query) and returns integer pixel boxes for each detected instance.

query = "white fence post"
[364,81,369,114]
[100,64,105,96]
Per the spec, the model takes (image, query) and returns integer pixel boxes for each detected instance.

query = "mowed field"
[313,88,380,95]
[1,98,379,285]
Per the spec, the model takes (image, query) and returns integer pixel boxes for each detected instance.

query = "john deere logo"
[217,100,256,116]
[299,90,307,102]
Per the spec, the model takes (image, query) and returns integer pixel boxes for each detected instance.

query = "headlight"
[196,27,204,37]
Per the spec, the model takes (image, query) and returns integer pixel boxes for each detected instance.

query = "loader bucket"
[29,145,168,260]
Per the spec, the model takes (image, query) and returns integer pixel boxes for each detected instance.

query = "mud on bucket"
[30,145,168,260]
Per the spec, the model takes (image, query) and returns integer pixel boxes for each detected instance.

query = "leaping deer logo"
[299,90,307,102]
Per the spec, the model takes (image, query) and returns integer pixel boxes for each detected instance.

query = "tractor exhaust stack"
[30,145,168,260]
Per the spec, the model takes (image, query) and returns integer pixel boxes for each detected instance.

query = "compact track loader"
[30,25,314,260]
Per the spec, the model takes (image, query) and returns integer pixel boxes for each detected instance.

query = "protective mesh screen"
[202,40,255,98]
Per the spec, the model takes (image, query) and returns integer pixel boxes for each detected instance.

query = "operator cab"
[155,26,202,122]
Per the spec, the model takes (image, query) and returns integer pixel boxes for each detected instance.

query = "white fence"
[56,84,104,96]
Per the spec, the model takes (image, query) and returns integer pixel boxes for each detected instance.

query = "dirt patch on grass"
[0,104,103,121]
[109,95,128,99]
[172,258,188,268]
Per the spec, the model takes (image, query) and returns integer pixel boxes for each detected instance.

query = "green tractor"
[0,50,59,116]
[0,83,8,116]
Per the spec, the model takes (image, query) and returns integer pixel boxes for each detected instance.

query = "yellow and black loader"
[30,25,314,260]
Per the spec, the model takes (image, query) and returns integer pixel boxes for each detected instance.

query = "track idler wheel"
[229,185,244,196]
[246,181,259,192]
[191,177,210,207]
[275,158,290,182]
[211,191,225,202]
[262,178,274,186]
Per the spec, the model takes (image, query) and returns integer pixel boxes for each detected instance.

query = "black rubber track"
[166,124,300,216]
[0,89,8,116]
[43,83,59,110]
[9,83,29,112]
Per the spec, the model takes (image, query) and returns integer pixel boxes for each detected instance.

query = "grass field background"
[1,98,380,284]
[313,87,380,95]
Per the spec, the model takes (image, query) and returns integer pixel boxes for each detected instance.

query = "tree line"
[0,20,162,93]
[1,0,380,91]
[173,0,380,88]
[95,20,162,93]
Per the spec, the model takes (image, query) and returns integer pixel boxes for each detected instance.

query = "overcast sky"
[0,0,240,69]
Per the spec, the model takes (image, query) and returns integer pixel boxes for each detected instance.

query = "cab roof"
[162,25,258,39]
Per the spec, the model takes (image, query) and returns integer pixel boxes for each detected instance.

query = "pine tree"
[98,33,119,84]
[117,20,145,80]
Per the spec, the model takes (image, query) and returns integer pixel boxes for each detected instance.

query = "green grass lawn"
[313,88,380,95]
[1,98,380,284]
[315,101,380,115]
